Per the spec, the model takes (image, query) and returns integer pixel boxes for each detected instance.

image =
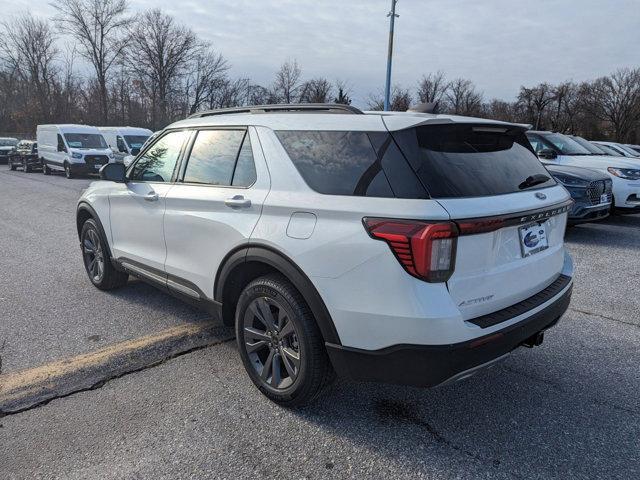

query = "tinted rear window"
[392,124,556,198]
[276,131,427,198]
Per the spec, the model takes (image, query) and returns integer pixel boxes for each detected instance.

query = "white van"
[98,126,153,163]
[37,124,114,179]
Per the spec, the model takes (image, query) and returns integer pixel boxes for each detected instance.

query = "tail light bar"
[363,218,458,283]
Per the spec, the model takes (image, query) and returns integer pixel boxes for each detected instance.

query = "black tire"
[80,218,128,290]
[235,274,334,407]
[42,161,51,175]
[64,162,74,179]
[9,161,16,171]
[23,159,32,173]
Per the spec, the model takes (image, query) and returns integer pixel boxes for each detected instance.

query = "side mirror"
[99,162,127,183]
[130,147,140,156]
[538,149,557,160]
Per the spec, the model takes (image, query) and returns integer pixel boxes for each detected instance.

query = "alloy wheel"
[243,297,301,390]
[82,228,105,283]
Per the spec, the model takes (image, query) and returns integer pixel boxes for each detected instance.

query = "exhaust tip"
[522,331,545,348]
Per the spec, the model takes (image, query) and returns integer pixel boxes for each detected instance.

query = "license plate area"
[519,222,549,258]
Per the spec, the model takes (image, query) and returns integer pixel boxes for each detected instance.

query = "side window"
[231,133,257,187]
[275,130,396,197]
[183,130,245,185]
[116,136,127,153]
[57,134,66,152]
[130,130,188,182]
[526,134,544,153]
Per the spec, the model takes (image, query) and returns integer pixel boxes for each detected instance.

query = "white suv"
[77,104,574,406]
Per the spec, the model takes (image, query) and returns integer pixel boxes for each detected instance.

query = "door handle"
[144,191,159,202]
[224,195,251,209]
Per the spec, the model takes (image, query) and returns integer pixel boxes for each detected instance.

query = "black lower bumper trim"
[325,282,572,388]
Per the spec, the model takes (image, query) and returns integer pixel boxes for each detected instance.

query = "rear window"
[275,131,427,198]
[392,125,556,198]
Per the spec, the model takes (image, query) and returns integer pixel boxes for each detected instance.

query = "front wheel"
[9,160,16,171]
[64,162,74,179]
[235,274,334,406]
[42,161,51,175]
[80,218,128,290]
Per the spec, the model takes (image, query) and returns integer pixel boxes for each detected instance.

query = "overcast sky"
[6,0,640,107]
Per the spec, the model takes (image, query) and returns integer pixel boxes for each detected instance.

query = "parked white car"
[77,104,574,406]
[98,126,153,163]
[527,131,640,212]
[593,141,640,159]
[37,124,114,179]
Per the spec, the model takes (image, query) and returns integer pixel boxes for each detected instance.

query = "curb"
[0,323,234,416]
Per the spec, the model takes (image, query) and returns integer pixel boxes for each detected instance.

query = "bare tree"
[517,83,556,130]
[52,0,131,124]
[579,68,640,141]
[1,14,58,122]
[273,59,302,103]
[128,8,199,128]
[367,86,412,111]
[445,78,483,116]
[208,78,251,108]
[548,82,579,133]
[186,48,229,114]
[299,77,333,103]
[417,71,448,110]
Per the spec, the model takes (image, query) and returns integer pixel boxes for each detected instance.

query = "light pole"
[384,0,399,111]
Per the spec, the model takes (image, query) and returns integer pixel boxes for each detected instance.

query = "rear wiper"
[519,174,550,190]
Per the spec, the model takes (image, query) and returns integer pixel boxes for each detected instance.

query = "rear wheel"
[80,218,128,290]
[235,274,334,406]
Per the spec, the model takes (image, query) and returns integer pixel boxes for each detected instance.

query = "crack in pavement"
[569,307,640,329]
[501,365,640,416]
[373,398,518,475]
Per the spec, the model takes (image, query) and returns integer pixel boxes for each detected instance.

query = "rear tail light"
[363,218,458,283]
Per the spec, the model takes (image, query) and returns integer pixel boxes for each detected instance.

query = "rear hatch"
[385,117,571,319]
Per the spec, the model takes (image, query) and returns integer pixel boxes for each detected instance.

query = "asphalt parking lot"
[1,168,639,479]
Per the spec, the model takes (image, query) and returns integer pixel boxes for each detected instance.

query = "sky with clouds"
[5,0,640,108]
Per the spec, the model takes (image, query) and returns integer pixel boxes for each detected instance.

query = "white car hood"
[559,154,640,169]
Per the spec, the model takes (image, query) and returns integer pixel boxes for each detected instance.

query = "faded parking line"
[0,323,234,416]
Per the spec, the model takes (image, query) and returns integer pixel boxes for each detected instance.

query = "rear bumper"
[326,275,572,388]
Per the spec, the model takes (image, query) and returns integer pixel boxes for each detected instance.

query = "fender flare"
[76,201,113,258]
[215,245,342,345]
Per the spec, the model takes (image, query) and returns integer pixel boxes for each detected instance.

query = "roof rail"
[188,103,363,119]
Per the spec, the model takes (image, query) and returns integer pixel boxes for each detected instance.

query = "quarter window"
[130,130,188,182]
[231,134,257,187]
